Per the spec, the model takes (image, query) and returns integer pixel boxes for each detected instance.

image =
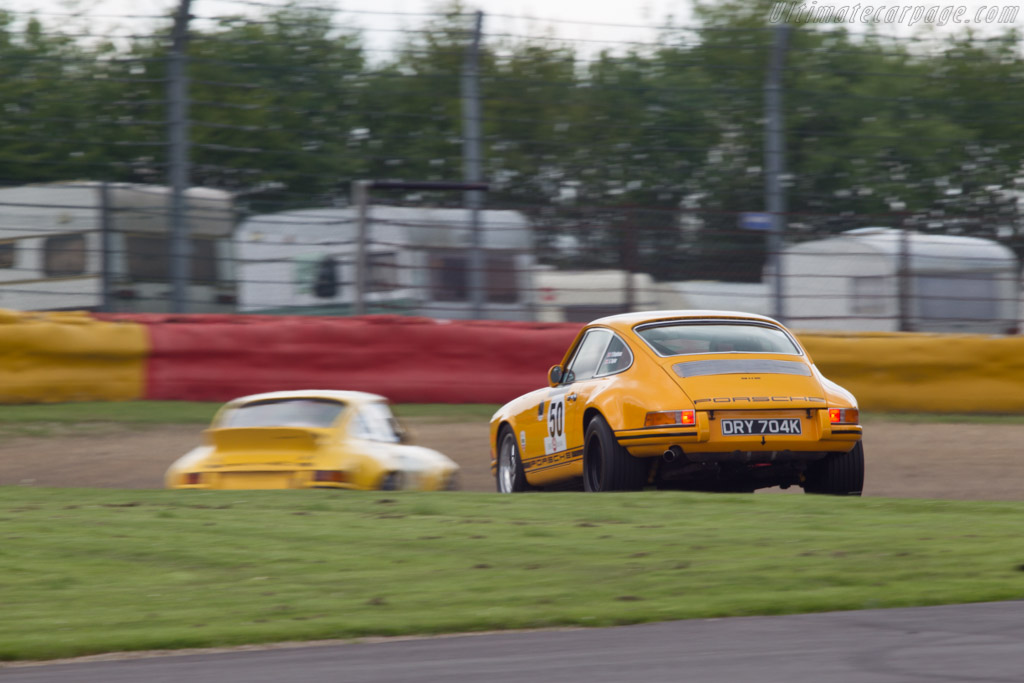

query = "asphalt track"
[4,601,1023,683]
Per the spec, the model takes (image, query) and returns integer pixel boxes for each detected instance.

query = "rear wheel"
[496,427,528,493]
[803,442,865,496]
[583,415,647,492]
[379,471,402,491]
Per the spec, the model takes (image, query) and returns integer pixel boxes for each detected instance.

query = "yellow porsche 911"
[166,390,459,491]
[490,310,863,495]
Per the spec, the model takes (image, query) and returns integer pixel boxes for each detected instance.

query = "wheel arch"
[582,407,604,434]
[496,420,515,449]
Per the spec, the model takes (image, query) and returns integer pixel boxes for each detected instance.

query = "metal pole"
[352,180,370,316]
[461,10,485,319]
[623,215,635,313]
[764,24,790,323]
[352,180,488,318]
[99,182,113,312]
[898,228,912,331]
[168,0,192,313]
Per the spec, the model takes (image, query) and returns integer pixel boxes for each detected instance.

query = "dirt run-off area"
[1,418,1023,500]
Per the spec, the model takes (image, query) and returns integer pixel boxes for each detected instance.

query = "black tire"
[583,415,648,492]
[803,441,865,496]
[379,471,402,491]
[496,426,528,493]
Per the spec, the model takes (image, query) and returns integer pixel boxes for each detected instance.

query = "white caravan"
[0,181,236,312]
[235,205,534,320]
[776,228,1019,334]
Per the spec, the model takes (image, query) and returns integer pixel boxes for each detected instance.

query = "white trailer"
[776,228,1019,334]
[234,205,535,320]
[0,181,236,312]
[656,280,772,318]
[533,268,661,322]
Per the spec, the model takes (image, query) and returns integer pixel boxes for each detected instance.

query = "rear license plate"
[721,418,802,436]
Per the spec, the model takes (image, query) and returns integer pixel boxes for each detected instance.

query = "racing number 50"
[545,395,568,455]
[548,399,564,439]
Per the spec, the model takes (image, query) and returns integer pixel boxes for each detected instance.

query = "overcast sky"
[12,0,1023,49]
[13,0,690,48]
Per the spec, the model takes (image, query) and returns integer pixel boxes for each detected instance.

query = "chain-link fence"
[2,1,1023,331]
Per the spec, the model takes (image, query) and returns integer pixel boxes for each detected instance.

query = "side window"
[124,234,220,284]
[190,238,220,285]
[350,411,372,439]
[44,234,87,277]
[0,242,15,269]
[596,335,632,376]
[314,255,339,298]
[485,253,518,303]
[429,252,468,302]
[125,234,168,281]
[351,403,402,443]
[566,329,612,382]
[368,252,398,293]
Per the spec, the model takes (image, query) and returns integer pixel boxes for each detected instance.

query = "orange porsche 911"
[490,310,863,494]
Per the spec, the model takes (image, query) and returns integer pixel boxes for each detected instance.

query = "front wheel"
[583,415,647,492]
[496,427,528,493]
[803,442,865,496]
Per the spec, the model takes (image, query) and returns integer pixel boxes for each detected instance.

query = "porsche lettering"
[693,396,826,404]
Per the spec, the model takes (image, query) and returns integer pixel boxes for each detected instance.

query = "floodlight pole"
[462,11,485,319]
[898,228,912,331]
[168,0,193,313]
[764,23,790,324]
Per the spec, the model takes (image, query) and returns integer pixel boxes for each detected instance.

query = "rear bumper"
[169,470,358,490]
[616,409,861,458]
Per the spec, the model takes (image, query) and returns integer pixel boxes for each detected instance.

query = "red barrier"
[97,314,582,404]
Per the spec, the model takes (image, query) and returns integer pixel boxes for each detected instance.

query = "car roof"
[226,389,386,406]
[589,309,783,333]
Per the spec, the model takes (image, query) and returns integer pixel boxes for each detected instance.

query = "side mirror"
[548,365,563,387]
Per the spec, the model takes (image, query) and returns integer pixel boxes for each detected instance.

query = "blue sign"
[739,212,775,231]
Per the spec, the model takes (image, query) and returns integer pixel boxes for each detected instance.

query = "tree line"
[1,0,1022,281]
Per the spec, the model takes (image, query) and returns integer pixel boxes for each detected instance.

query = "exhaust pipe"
[663,446,684,462]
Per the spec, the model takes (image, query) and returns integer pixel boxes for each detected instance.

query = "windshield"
[636,321,800,356]
[219,398,346,428]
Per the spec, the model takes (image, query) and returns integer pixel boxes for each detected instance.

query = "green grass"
[0,401,500,427]
[0,402,502,437]
[0,401,220,425]
[0,488,1023,661]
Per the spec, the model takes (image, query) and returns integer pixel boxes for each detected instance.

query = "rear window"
[636,322,800,356]
[219,398,346,428]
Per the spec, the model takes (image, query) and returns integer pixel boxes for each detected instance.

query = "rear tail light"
[645,410,696,427]
[216,294,237,304]
[114,289,136,300]
[829,408,859,424]
[183,472,201,485]
[314,470,348,483]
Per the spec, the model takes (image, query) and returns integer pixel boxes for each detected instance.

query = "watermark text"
[769,3,1021,27]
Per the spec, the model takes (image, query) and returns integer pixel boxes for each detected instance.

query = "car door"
[512,389,559,476]
[518,329,612,483]
[554,328,615,456]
